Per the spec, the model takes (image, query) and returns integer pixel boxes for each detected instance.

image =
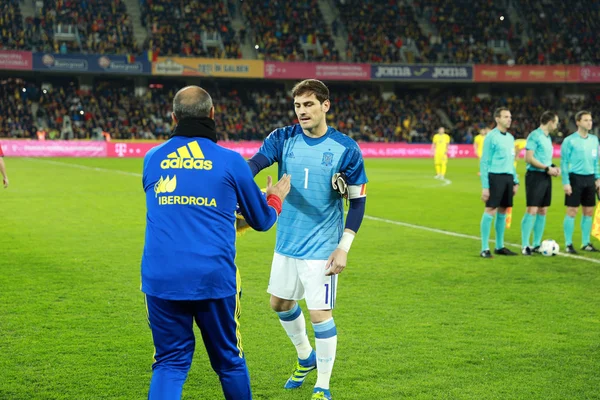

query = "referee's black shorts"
[565,173,596,207]
[486,173,514,208]
[525,170,552,207]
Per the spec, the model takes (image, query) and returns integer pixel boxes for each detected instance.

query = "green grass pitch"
[0,157,598,399]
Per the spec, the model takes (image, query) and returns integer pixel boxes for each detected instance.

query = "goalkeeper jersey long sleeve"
[141,128,277,301]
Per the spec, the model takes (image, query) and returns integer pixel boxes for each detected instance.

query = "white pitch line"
[26,158,600,265]
[26,158,143,177]
[363,215,600,264]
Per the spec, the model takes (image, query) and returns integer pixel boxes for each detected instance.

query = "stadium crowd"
[336,0,424,63]
[515,0,600,65]
[0,0,28,51]
[1,78,598,143]
[1,0,599,64]
[241,0,339,62]
[141,0,241,59]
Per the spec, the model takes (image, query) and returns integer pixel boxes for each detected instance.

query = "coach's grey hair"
[173,86,213,120]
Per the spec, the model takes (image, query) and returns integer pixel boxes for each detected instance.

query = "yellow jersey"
[433,133,451,157]
[514,138,527,168]
[474,134,485,158]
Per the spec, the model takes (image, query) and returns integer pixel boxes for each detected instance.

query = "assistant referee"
[560,110,600,254]
[520,111,560,255]
[479,107,519,258]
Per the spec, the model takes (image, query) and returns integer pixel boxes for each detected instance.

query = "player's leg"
[194,294,252,400]
[521,172,537,253]
[532,175,552,252]
[301,260,337,400]
[267,253,315,389]
[494,176,517,255]
[580,181,597,251]
[145,295,195,400]
[564,175,581,253]
[434,157,441,178]
[521,207,537,254]
[532,207,548,252]
[481,174,500,257]
[581,206,596,250]
[441,157,448,179]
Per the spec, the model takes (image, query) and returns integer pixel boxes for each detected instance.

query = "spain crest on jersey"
[321,151,334,167]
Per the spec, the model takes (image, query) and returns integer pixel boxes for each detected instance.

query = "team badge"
[321,151,334,167]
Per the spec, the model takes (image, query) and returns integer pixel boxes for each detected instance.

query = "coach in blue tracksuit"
[141,86,291,400]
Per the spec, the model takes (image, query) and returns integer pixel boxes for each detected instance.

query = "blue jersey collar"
[302,126,332,146]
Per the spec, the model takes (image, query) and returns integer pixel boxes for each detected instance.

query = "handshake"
[236,174,291,235]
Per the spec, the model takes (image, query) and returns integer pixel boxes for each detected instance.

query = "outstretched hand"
[266,174,291,202]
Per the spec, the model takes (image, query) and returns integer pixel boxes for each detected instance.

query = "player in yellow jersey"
[473,127,489,176]
[431,127,451,179]
[514,137,528,170]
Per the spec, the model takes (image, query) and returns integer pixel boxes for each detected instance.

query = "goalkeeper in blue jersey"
[141,86,291,400]
[247,79,368,400]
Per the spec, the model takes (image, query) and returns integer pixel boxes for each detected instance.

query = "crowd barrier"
[0,140,555,158]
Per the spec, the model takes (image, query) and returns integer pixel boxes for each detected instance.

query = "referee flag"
[505,207,513,229]
[591,205,600,241]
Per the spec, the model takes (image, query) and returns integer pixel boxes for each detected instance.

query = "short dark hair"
[576,110,591,122]
[540,111,557,125]
[494,107,510,118]
[291,79,329,104]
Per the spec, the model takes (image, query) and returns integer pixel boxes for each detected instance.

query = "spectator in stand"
[241,0,339,62]
[142,0,241,59]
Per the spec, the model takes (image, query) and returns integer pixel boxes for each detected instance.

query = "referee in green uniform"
[479,107,519,258]
[520,111,560,255]
[560,110,600,254]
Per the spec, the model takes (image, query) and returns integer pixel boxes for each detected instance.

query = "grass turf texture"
[0,157,598,399]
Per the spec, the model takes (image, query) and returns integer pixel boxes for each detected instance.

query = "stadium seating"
[141,0,241,58]
[515,1,600,65]
[34,0,138,55]
[416,0,520,64]
[0,78,36,138]
[0,0,28,51]
[240,0,339,61]
[336,0,426,63]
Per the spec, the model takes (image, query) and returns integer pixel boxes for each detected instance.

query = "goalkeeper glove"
[332,172,349,200]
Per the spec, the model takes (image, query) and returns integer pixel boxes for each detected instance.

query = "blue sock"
[495,213,507,249]
[521,213,535,248]
[581,216,593,246]
[532,215,547,247]
[480,212,494,252]
[564,215,575,246]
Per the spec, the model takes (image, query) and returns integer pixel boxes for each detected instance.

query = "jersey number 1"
[304,168,309,189]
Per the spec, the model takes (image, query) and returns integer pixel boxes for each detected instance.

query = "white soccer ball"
[540,239,560,256]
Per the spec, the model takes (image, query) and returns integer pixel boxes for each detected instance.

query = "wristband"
[267,194,282,215]
[545,166,550,173]
[336,232,355,253]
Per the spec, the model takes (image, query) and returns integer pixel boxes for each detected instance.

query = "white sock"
[313,318,337,390]
[277,303,313,360]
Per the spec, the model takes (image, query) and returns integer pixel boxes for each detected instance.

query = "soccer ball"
[540,239,560,256]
